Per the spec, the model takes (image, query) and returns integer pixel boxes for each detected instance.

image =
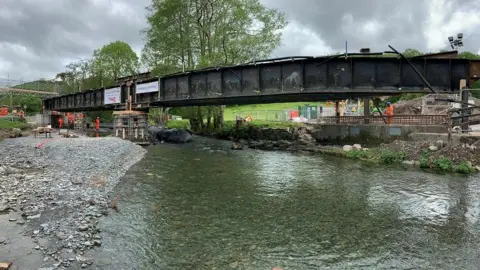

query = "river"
[90,137,480,270]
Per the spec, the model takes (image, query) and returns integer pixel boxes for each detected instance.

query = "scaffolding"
[74,117,84,131]
[113,110,148,143]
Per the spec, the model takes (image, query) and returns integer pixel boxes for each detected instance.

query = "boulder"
[148,126,193,144]
[231,142,244,150]
[353,144,362,150]
[343,145,353,152]
[428,145,438,151]
[435,140,445,148]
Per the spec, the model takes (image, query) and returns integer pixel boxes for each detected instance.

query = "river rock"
[231,142,244,150]
[343,145,353,152]
[148,126,193,144]
[353,144,362,150]
[0,203,10,212]
[78,224,89,231]
[436,140,445,148]
[403,160,415,165]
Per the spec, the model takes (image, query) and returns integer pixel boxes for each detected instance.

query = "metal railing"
[318,115,448,125]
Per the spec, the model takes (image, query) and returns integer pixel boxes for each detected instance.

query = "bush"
[166,119,190,129]
[455,161,475,174]
[419,150,430,168]
[346,149,369,159]
[379,150,407,164]
[434,157,454,172]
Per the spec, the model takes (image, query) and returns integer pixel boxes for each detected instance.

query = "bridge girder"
[43,56,480,111]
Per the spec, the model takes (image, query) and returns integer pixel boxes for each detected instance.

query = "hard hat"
[386,102,391,105]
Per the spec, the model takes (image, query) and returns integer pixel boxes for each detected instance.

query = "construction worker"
[95,117,100,131]
[58,117,64,129]
[384,102,393,124]
[0,105,8,116]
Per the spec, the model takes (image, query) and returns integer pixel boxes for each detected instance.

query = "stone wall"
[310,124,447,145]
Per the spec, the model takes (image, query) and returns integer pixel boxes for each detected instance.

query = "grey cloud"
[261,0,480,54]
[0,0,149,81]
[0,0,479,82]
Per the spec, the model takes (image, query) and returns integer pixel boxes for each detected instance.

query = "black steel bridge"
[43,52,480,112]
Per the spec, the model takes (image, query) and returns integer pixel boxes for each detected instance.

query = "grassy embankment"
[320,148,476,175]
[223,102,311,121]
[0,118,31,141]
[167,102,311,130]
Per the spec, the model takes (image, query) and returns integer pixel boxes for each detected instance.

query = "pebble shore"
[0,136,146,269]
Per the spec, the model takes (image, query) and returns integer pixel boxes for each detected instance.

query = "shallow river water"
[91,137,480,270]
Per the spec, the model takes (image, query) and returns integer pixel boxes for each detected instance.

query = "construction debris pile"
[393,98,423,115]
[393,95,480,116]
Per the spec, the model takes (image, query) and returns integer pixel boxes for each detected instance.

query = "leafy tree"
[0,95,42,114]
[56,41,139,94]
[92,41,139,81]
[142,0,287,130]
[458,51,480,60]
[402,48,422,57]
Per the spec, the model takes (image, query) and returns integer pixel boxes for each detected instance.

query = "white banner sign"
[136,81,159,94]
[104,87,121,104]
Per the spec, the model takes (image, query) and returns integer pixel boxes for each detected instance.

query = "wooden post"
[447,111,453,145]
[460,79,468,133]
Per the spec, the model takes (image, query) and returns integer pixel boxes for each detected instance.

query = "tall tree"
[142,0,287,130]
[56,41,139,94]
[92,41,140,82]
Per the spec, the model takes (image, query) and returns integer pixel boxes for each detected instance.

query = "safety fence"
[318,115,448,125]
[232,108,337,122]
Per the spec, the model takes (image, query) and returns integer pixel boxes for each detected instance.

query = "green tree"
[57,41,139,94]
[92,41,139,82]
[402,48,422,57]
[458,51,480,60]
[142,0,287,130]
[0,95,42,114]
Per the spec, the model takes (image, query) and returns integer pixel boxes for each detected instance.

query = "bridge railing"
[318,115,448,125]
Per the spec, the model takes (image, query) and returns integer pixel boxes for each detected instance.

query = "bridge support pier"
[363,97,370,124]
[335,101,340,123]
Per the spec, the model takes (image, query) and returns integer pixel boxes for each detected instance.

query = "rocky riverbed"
[0,136,146,269]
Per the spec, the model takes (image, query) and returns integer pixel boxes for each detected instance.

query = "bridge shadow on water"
[88,137,480,270]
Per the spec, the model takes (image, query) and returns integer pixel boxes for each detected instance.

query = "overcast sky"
[0,0,479,82]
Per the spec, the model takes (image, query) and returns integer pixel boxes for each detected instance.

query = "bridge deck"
[43,56,480,111]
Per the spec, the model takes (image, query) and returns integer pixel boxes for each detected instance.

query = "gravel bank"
[0,136,146,269]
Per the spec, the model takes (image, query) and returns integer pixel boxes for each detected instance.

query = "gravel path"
[0,136,146,269]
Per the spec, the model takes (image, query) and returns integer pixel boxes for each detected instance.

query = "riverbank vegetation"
[338,140,480,174]
[0,119,30,141]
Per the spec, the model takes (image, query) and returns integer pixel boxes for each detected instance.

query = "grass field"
[166,119,304,130]
[0,118,29,129]
[223,102,323,121]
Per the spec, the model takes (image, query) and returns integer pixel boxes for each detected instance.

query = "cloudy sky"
[0,0,479,83]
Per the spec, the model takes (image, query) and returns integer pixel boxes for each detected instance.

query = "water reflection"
[90,137,480,269]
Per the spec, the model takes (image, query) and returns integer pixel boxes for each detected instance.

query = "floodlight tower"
[448,33,464,50]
